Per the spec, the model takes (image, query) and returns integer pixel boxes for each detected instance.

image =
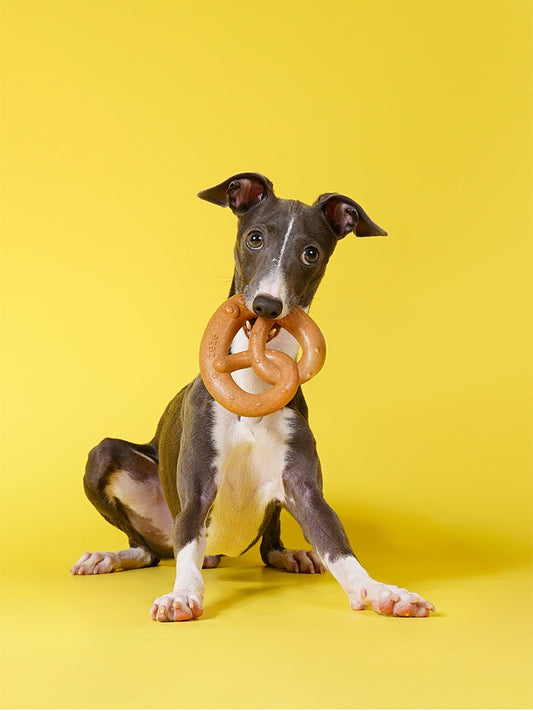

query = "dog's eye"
[245,231,264,250]
[301,246,320,265]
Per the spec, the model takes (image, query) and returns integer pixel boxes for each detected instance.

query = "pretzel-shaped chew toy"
[199,293,326,417]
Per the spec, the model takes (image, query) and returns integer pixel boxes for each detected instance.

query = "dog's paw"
[350,581,435,617]
[202,555,222,569]
[267,548,325,574]
[150,590,204,622]
[70,551,119,575]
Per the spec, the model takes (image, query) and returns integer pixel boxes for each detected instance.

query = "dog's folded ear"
[198,173,274,215]
[314,193,387,238]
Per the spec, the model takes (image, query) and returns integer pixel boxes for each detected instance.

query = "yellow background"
[1,0,532,708]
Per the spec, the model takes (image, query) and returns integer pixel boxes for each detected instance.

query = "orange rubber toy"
[199,293,326,417]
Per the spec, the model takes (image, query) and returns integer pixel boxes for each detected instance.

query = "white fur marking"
[251,214,295,315]
[324,554,372,594]
[206,403,293,557]
[174,537,206,597]
[274,215,295,267]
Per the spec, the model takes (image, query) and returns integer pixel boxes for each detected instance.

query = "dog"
[71,172,435,620]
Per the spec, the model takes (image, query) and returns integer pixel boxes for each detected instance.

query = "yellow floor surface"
[2,512,532,709]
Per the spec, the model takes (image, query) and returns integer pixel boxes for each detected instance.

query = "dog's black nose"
[253,295,283,319]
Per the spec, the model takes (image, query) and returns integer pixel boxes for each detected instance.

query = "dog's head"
[198,172,386,318]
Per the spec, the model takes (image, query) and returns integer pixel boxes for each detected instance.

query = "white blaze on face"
[254,215,295,316]
[274,215,295,269]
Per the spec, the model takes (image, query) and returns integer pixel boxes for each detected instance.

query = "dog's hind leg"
[260,504,325,574]
[71,437,174,575]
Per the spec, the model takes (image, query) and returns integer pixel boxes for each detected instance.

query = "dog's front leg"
[282,423,435,617]
[283,473,434,616]
[151,492,215,622]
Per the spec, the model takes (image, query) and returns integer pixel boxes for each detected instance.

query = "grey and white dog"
[71,173,435,621]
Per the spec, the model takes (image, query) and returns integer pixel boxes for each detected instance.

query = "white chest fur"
[205,401,294,558]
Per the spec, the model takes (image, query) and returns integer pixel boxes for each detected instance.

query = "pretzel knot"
[199,293,326,417]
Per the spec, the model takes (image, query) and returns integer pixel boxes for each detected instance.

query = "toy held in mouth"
[199,293,326,417]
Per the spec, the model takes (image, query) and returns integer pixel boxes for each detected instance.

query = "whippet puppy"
[71,173,435,621]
